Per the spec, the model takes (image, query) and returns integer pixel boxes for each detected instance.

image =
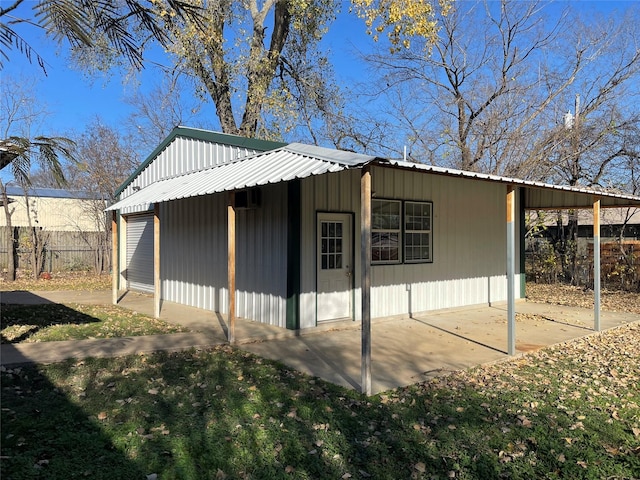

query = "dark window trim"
[370,198,434,265]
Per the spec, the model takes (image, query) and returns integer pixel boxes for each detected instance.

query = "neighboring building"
[0,187,105,272]
[0,186,103,232]
[529,209,639,242]
[108,127,640,331]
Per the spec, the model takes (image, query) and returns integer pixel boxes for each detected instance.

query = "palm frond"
[0,22,47,73]
[4,135,76,187]
[5,1,206,72]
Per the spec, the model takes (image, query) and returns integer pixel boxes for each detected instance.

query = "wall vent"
[235,187,262,209]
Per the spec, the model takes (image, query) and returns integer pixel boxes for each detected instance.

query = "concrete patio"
[1,289,637,395]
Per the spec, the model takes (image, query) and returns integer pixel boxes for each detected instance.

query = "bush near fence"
[526,237,640,291]
[588,240,640,291]
[0,226,110,273]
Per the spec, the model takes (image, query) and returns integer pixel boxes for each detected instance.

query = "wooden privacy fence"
[0,226,110,273]
[587,240,640,288]
[526,238,640,290]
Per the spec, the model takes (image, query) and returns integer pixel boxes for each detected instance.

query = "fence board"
[0,226,110,273]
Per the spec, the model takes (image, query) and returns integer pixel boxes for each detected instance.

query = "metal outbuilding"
[108,127,640,394]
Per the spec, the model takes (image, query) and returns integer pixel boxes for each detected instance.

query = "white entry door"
[317,213,352,322]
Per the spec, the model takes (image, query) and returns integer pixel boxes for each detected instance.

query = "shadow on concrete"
[412,317,508,355]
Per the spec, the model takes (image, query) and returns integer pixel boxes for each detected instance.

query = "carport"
[107,134,640,395]
[357,162,640,394]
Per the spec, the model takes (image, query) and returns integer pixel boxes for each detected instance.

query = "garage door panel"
[126,213,154,293]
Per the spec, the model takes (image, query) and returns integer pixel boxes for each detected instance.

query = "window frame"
[403,200,433,264]
[371,198,402,265]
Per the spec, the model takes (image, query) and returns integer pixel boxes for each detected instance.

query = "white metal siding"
[161,195,227,312]
[300,170,362,328]
[299,167,522,327]
[160,184,288,327]
[370,167,513,316]
[126,213,154,293]
[236,184,288,326]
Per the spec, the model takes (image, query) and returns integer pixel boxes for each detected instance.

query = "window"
[372,199,401,263]
[404,201,432,263]
[320,221,343,270]
[370,199,433,264]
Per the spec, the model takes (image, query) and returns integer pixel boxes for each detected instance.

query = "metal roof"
[114,126,287,196]
[285,142,379,166]
[107,143,379,211]
[386,159,640,209]
[107,141,640,212]
[5,186,99,200]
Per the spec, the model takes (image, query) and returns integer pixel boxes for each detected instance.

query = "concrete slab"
[241,303,640,394]
[1,290,112,305]
[2,288,638,396]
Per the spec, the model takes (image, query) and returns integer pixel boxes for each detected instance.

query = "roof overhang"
[385,160,640,210]
[106,143,381,211]
[107,143,640,212]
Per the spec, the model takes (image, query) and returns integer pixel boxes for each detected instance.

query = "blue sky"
[1,0,634,183]
[2,2,372,138]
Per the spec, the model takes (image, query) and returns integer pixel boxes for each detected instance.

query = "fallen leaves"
[414,462,426,473]
[2,313,638,480]
[1,302,187,344]
[0,271,111,292]
[527,283,640,314]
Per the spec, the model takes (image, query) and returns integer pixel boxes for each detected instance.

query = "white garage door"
[126,213,154,293]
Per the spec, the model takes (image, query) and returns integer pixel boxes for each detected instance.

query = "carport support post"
[593,197,601,332]
[361,166,372,396]
[111,211,118,305]
[228,192,236,344]
[154,204,161,318]
[506,185,516,355]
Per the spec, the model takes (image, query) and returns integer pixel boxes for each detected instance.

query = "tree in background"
[31,119,140,274]
[352,0,452,50]
[124,74,216,154]
[73,120,138,273]
[148,0,338,139]
[0,77,75,280]
[357,0,638,286]
[360,0,639,181]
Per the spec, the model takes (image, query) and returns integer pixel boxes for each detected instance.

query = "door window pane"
[320,221,344,270]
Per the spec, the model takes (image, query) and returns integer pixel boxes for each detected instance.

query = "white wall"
[299,166,522,328]
[159,184,289,327]
[1,195,102,232]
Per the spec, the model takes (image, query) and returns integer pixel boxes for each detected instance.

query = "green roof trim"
[115,126,287,196]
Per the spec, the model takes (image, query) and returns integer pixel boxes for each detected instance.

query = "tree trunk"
[21,188,44,279]
[1,181,16,281]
